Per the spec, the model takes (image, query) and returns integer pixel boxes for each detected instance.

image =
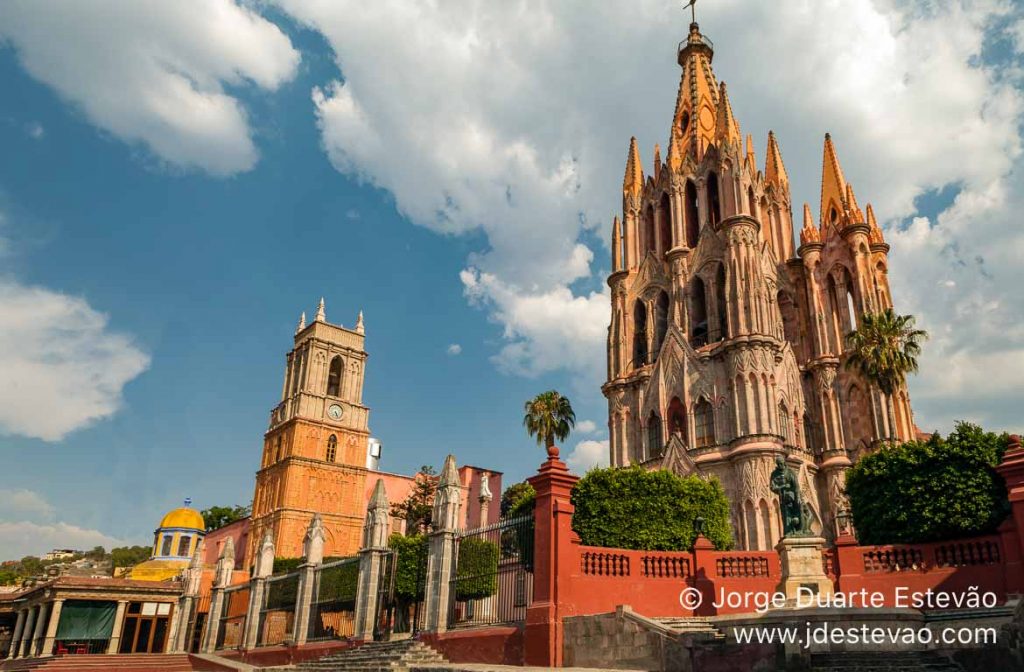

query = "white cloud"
[278,1,1024,429]
[0,279,150,441]
[0,489,130,559]
[446,343,462,356]
[0,0,300,175]
[25,121,44,140]
[576,419,598,434]
[565,439,609,475]
[0,488,55,522]
[0,521,130,560]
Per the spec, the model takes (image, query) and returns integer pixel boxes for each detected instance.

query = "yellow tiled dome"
[158,507,205,531]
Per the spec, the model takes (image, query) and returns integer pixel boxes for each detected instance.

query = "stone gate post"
[168,540,205,653]
[242,532,275,650]
[293,514,326,646]
[996,434,1024,592]
[354,479,392,640]
[524,445,578,667]
[200,538,236,653]
[423,455,462,634]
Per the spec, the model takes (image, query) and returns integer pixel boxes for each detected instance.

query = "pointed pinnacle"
[356,310,365,334]
[438,454,459,487]
[765,131,789,188]
[653,143,662,181]
[820,132,849,225]
[845,183,864,222]
[715,82,741,147]
[623,137,644,196]
[315,297,326,323]
[296,311,306,334]
[369,478,389,509]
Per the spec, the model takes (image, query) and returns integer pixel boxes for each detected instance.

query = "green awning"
[54,600,116,641]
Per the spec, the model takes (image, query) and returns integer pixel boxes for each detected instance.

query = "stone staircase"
[654,616,726,640]
[810,650,964,671]
[296,640,449,671]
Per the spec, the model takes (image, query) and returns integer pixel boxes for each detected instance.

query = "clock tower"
[249,298,373,561]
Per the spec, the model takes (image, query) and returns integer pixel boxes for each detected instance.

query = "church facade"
[601,22,916,551]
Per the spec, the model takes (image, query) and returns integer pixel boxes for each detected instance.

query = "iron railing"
[257,571,299,647]
[215,585,248,650]
[447,514,534,629]
[307,557,359,642]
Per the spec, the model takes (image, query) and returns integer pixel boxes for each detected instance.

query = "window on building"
[327,434,337,463]
[715,264,727,341]
[655,291,669,354]
[633,300,648,367]
[707,171,721,227]
[747,187,756,218]
[658,193,672,255]
[644,205,656,254]
[778,402,791,443]
[668,397,686,441]
[647,412,662,459]
[160,534,173,557]
[327,355,343,397]
[685,180,699,247]
[690,277,708,347]
[177,535,191,557]
[694,399,715,447]
[275,436,282,463]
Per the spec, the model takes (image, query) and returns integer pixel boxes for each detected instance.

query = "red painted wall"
[421,626,523,665]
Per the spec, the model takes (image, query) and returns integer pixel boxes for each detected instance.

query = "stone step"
[810,650,964,671]
[296,640,449,672]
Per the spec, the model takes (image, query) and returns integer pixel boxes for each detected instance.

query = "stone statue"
[770,455,811,537]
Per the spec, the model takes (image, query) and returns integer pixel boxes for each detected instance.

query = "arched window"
[327,355,343,397]
[647,412,662,459]
[845,284,857,332]
[274,436,282,463]
[715,264,727,341]
[668,397,687,439]
[690,277,708,347]
[645,205,656,254]
[707,171,721,227]
[803,416,816,453]
[161,534,173,557]
[177,535,191,557]
[827,275,843,350]
[685,180,699,247]
[658,193,672,255]
[747,186,756,218]
[778,402,791,443]
[655,291,669,353]
[633,300,648,367]
[326,434,337,463]
[694,399,715,447]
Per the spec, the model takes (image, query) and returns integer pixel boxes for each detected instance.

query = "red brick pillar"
[524,447,579,667]
[995,435,1024,592]
[690,533,716,616]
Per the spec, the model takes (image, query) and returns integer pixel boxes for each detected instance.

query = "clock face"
[328,404,344,420]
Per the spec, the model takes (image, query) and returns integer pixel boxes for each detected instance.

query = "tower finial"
[315,297,326,323]
[356,310,365,334]
[684,0,698,25]
[296,311,306,334]
[765,131,789,189]
[820,133,849,229]
[623,137,644,197]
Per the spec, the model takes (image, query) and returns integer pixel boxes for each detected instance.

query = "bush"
[846,421,1010,545]
[570,466,733,551]
[389,534,428,603]
[454,537,499,600]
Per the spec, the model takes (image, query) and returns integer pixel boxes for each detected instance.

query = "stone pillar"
[775,537,833,604]
[201,537,236,653]
[354,479,392,640]
[7,608,26,659]
[422,456,463,634]
[996,436,1024,564]
[293,514,326,646]
[169,540,205,653]
[17,606,37,658]
[40,599,64,657]
[524,446,579,667]
[30,602,49,657]
[106,600,128,654]
[478,472,493,526]
[242,532,275,650]
[690,529,717,617]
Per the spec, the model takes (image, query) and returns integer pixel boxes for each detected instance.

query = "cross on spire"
[684,0,698,24]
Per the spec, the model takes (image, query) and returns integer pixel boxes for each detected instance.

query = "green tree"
[570,466,733,551]
[19,556,42,577]
[500,481,536,517]
[391,466,438,535]
[201,504,251,532]
[0,569,19,586]
[86,546,106,560]
[845,421,1010,544]
[454,538,499,601]
[523,390,576,451]
[110,546,151,569]
[844,309,928,439]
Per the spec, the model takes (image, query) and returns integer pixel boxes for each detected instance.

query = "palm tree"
[523,390,576,458]
[844,308,928,441]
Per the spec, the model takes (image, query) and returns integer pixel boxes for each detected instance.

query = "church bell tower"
[249,299,373,561]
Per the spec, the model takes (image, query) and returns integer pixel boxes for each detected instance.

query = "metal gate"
[447,514,533,628]
[372,550,397,641]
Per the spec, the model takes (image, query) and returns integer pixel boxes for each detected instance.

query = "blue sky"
[1,0,1022,558]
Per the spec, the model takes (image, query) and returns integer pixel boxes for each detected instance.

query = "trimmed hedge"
[570,466,733,551]
[389,534,428,602]
[846,422,1010,544]
[454,537,499,601]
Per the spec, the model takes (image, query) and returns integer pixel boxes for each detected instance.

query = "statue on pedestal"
[770,455,812,537]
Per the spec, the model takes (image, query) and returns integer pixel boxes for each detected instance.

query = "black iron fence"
[257,571,299,646]
[307,557,358,642]
[447,514,534,629]
[215,585,248,650]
